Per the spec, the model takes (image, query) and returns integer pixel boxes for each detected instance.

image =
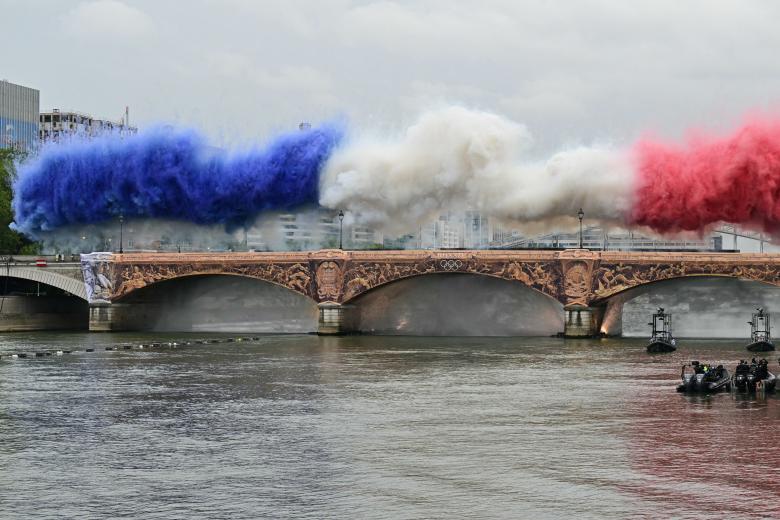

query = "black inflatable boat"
[733,358,777,392]
[677,361,731,393]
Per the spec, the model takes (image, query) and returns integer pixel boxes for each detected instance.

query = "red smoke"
[631,119,780,234]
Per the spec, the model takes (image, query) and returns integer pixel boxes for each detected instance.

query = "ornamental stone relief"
[592,261,780,301]
[81,251,780,307]
[316,261,343,301]
[563,260,591,305]
[339,256,561,302]
[111,261,313,300]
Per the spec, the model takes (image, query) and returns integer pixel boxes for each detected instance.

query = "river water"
[1,333,779,519]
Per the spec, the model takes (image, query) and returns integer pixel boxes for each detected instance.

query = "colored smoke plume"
[319,106,634,233]
[12,123,343,236]
[13,105,780,242]
[631,119,780,234]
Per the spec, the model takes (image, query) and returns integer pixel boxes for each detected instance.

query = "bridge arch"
[113,271,313,303]
[339,258,562,305]
[597,275,780,338]
[108,260,315,303]
[344,271,564,336]
[592,273,780,306]
[2,267,87,300]
[113,273,319,332]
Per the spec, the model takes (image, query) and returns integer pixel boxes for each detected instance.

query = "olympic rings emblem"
[439,259,463,271]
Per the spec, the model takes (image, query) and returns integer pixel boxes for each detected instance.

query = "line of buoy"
[1,336,262,362]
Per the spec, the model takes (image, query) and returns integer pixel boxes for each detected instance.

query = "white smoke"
[319,106,635,233]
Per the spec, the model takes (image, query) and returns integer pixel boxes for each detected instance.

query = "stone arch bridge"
[79,249,780,336]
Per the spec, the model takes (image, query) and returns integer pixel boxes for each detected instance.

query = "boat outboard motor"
[734,360,750,390]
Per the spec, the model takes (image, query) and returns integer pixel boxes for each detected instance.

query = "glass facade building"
[0,80,40,151]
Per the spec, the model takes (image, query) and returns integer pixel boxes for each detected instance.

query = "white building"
[246,210,382,251]
[39,108,137,141]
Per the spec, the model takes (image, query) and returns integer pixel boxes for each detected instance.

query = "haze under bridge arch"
[113,273,319,333]
[345,271,564,336]
[596,275,780,338]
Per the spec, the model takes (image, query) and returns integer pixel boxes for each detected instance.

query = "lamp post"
[577,208,584,249]
[338,210,345,250]
[119,214,124,254]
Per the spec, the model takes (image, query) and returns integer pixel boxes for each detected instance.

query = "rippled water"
[1,334,779,519]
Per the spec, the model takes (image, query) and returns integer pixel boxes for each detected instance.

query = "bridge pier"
[317,302,355,335]
[563,305,604,338]
[89,302,159,331]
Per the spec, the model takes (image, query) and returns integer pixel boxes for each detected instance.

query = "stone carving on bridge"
[495,261,560,299]
[316,261,343,301]
[563,260,591,306]
[342,259,438,301]
[340,256,561,302]
[81,253,115,303]
[592,261,780,301]
[112,261,313,300]
[78,250,780,309]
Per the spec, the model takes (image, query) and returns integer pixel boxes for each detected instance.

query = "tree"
[0,149,40,254]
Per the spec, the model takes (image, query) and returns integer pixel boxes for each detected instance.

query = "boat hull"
[746,340,775,352]
[647,340,676,353]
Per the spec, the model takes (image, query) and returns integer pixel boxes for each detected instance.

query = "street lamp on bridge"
[577,208,584,249]
[119,214,124,254]
[338,210,345,250]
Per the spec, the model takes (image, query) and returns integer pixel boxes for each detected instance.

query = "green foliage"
[0,149,40,254]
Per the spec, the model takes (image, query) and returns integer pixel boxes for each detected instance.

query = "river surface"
[1,333,779,519]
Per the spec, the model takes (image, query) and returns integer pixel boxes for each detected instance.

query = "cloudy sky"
[4,0,780,151]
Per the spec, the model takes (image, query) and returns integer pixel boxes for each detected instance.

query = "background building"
[39,108,137,141]
[382,211,777,253]
[0,80,40,151]
[243,209,383,251]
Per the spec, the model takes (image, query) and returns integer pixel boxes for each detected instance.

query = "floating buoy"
[55,350,63,355]
[11,354,18,359]
[85,348,94,352]
[18,353,27,358]
[138,345,145,349]
[105,347,115,351]
[123,345,132,350]
[35,352,45,357]
[63,350,72,354]
[251,337,260,340]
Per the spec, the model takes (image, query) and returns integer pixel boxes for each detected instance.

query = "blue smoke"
[11,123,344,236]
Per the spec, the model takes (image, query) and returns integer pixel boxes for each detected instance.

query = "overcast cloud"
[3,0,780,151]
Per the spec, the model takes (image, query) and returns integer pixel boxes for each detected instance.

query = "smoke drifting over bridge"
[12,123,343,235]
[11,106,780,239]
